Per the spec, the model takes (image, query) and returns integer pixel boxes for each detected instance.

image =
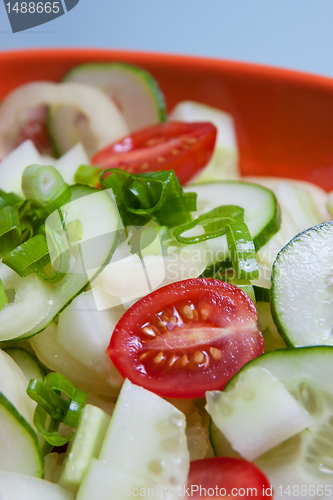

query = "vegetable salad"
[0,60,332,500]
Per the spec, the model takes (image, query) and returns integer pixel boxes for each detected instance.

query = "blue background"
[0,0,333,78]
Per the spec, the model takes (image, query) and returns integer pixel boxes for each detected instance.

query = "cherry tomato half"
[187,457,272,499]
[107,279,264,398]
[91,121,217,184]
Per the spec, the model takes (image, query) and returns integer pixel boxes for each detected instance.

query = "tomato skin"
[187,457,272,499]
[107,278,264,399]
[91,121,217,184]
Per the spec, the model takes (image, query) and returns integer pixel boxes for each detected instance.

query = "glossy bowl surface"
[1,48,333,190]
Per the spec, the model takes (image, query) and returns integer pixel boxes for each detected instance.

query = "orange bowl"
[1,48,333,190]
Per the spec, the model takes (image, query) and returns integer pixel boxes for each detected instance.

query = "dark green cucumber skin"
[7,184,121,342]
[271,221,333,347]
[0,393,44,478]
[63,62,166,122]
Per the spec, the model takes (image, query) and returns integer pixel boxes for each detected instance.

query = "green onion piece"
[27,373,87,448]
[34,186,71,220]
[0,280,8,311]
[22,165,68,207]
[253,285,271,303]
[0,206,22,258]
[173,205,244,244]
[101,169,196,227]
[226,222,259,280]
[228,276,256,303]
[0,189,22,209]
[2,234,50,277]
[74,164,103,186]
[34,405,73,448]
[18,217,34,244]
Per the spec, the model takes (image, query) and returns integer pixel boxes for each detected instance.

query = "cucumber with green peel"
[59,404,110,490]
[184,181,281,269]
[0,392,44,477]
[0,186,122,341]
[0,471,74,500]
[169,100,239,182]
[62,62,166,133]
[4,347,46,382]
[209,347,333,500]
[271,221,333,347]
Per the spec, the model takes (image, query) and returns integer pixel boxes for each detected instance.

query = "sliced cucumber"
[0,392,43,477]
[96,379,189,491]
[4,347,46,382]
[0,82,129,159]
[0,140,42,197]
[30,323,121,398]
[0,187,122,341]
[210,347,333,500]
[62,62,166,132]
[56,290,123,386]
[59,404,110,490]
[0,471,74,500]
[206,366,311,460]
[169,100,239,181]
[184,181,281,269]
[271,221,333,347]
[0,349,36,426]
[54,143,89,186]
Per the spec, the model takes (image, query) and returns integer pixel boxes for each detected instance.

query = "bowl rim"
[1,47,333,91]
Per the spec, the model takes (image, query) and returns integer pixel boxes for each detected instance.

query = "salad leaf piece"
[0,205,22,258]
[100,168,197,227]
[27,373,87,451]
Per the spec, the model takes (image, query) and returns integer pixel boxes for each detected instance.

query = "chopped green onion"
[0,206,22,258]
[226,222,259,280]
[0,189,22,209]
[22,165,68,207]
[74,164,103,186]
[173,205,244,244]
[100,169,196,227]
[0,280,8,311]
[27,373,87,449]
[2,234,50,277]
[18,216,34,244]
[34,186,71,220]
[36,262,66,284]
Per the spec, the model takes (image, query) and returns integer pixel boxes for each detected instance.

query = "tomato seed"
[180,354,189,368]
[194,351,205,364]
[142,327,156,338]
[210,347,222,360]
[200,308,209,320]
[153,352,165,364]
[183,305,194,319]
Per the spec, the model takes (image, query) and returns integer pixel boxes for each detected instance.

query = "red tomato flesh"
[107,279,264,398]
[187,457,272,499]
[12,105,52,156]
[91,121,217,184]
